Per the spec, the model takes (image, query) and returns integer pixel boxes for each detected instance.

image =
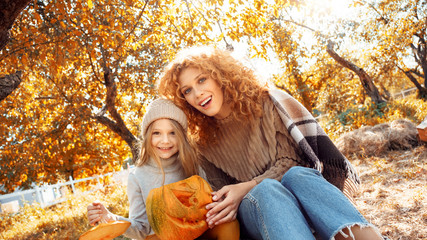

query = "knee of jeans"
[249,178,281,198]
[281,166,319,187]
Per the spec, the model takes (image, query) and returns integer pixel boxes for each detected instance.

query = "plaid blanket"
[269,89,360,197]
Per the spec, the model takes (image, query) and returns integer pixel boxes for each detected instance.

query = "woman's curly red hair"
[157,46,268,146]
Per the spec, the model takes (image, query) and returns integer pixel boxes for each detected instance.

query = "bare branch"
[409,69,425,79]
[217,20,233,51]
[113,0,150,55]
[34,96,56,100]
[183,0,195,27]
[367,2,389,24]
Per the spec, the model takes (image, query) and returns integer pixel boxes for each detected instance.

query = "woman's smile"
[178,67,231,119]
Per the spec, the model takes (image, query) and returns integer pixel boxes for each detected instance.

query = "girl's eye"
[199,77,206,83]
[170,131,176,135]
[152,131,160,135]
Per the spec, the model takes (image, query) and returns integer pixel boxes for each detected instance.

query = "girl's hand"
[205,180,256,228]
[87,201,115,226]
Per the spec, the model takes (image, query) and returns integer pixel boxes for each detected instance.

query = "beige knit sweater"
[199,96,308,190]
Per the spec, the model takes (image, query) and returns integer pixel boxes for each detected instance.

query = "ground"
[350,144,426,240]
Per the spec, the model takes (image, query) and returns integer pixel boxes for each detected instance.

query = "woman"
[157,46,384,240]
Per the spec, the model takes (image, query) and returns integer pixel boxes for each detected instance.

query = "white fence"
[392,87,418,99]
[0,168,130,214]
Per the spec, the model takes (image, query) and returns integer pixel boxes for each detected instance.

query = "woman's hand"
[87,201,115,226]
[205,180,257,228]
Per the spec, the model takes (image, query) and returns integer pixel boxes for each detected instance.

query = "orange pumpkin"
[146,175,213,240]
[79,220,131,240]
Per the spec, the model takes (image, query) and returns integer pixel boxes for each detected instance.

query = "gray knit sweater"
[113,155,186,239]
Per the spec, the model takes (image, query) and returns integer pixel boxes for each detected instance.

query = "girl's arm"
[114,172,152,240]
[87,201,117,225]
[205,180,257,228]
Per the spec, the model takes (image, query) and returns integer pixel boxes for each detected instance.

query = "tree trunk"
[402,70,424,90]
[326,41,386,104]
[405,70,427,99]
[0,0,31,50]
[0,0,32,102]
[397,65,427,100]
[93,67,139,163]
[0,71,22,101]
[410,37,427,88]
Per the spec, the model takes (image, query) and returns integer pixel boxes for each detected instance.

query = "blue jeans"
[237,166,373,240]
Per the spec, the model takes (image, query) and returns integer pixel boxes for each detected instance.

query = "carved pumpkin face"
[146,175,213,240]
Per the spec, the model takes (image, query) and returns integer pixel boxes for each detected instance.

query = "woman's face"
[150,119,179,159]
[178,67,231,119]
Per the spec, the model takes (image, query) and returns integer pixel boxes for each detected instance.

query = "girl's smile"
[150,119,179,159]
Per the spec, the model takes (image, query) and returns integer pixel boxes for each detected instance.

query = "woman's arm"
[205,180,257,228]
[198,154,239,190]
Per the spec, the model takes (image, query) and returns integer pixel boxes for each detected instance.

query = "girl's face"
[178,67,231,119]
[150,119,179,159]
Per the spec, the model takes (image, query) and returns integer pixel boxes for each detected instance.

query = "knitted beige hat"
[141,98,188,136]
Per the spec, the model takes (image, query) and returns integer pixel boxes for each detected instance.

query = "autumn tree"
[269,22,320,112]
[1,0,311,193]
[0,0,223,193]
[288,12,386,105]
[354,0,427,99]
[325,41,386,104]
[234,0,387,109]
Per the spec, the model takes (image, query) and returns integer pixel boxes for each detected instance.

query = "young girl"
[157,46,385,240]
[86,98,239,240]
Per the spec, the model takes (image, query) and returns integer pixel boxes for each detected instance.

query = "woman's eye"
[170,131,176,135]
[199,77,206,83]
[183,88,191,95]
[152,131,160,135]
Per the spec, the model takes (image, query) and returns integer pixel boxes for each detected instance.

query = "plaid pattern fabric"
[269,89,360,196]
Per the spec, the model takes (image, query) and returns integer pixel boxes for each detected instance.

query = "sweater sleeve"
[199,155,238,191]
[115,172,151,240]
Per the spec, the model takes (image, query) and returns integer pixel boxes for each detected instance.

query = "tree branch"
[113,0,150,55]
[326,41,385,104]
[397,65,424,90]
[94,47,138,160]
[367,2,389,24]
[0,71,22,102]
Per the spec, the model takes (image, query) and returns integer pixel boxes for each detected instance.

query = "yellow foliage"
[320,94,427,140]
[0,0,304,193]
